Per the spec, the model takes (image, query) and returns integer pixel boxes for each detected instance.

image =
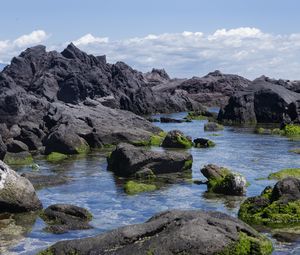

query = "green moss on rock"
[46,152,69,163]
[124,181,157,195]
[283,124,300,136]
[290,148,300,154]
[3,152,34,165]
[268,168,300,180]
[183,159,193,170]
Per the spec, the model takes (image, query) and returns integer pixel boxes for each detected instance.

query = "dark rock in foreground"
[239,177,300,227]
[39,210,272,255]
[107,143,192,177]
[0,160,42,213]
[218,77,300,124]
[40,204,93,234]
[201,164,247,196]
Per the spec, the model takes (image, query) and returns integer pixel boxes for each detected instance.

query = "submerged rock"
[201,164,247,196]
[21,173,68,189]
[40,204,93,234]
[39,209,272,255]
[239,177,300,227]
[204,122,224,131]
[3,151,33,166]
[0,160,42,213]
[160,117,184,123]
[107,143,192,177]
[161,130,193,149]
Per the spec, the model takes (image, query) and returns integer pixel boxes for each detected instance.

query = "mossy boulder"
[239,177,300,227]
[193,138,216,148]
[124,181,157,195]
[46,152,69,163]
[204,122,224,132]
[131,132,166,147]
[201,164,247,196]
[268,168,300,180]
[3,151,33,166]
[290,148,300,154]
[283,124,300,136]
[161,130,193,149]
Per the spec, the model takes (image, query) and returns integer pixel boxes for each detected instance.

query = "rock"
[0,135,7,160]
[268,168,300,180]
[21,173,68,189]
[201,164,247,196]
[39,209,273,255]
[161,130,193,149]
[193,138,215,148]
[124,180,157,195]
[40,204,93,234]
[160,117,184,123]
[6,139,29,153]
[107,143,193,177]
[204,122,224,131]
[239,178,300,227]
[0,160,42,213]
[218,78,300,124]
[3,151,33,165]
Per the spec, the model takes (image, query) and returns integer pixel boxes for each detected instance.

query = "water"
[4,112,300,255]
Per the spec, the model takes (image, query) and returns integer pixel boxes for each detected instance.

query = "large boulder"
[39,210,273,255]
[218,78,300,124]
[201,164,247,196]
[6,139,29,153]
[107,143,193,177]
[239,177,300,227]
[0,160,42,212]
[40,204,93,234]
[161,130,193,149]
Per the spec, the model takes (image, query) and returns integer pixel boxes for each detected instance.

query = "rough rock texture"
[40,204,93,234]
[0,44,204,156]
[6,139,29,153]
[21,173,68,189]
[161,130,193,149]
[107,143,192,177]
[39,210,272,255]
[239,177,300,227]
[201,164,247,196]
[153,70,251,107]
[0,160,42,212]
[218,77,300,124]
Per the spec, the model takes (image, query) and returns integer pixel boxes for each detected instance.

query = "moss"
[182,159,193,170]
[255,127,265,134]
[217,232,273,255]
[124,181,157,195]
[75,143,90,154]
[46,152,69,163]
[268,168,300,180]
[175,135,193,149]
[31,163,40,170]
[37,248,55,255]
[271,128,284,135]
[289,148,300,154]
[132,132,167,147]
[185,112,208,120]
[3,152,34,165]
[283,124,300,136]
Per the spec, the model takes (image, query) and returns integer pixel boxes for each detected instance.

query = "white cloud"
[73,33,109,46]
[1,28,300,80]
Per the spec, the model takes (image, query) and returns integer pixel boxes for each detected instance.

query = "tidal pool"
[5,112,300,255]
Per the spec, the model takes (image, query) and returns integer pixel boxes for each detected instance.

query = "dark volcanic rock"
[218,78,300,124]
[161,130,193,149]
[108,143,192,177]
[193,138,215,148]
[41,204,93,234]
[40,209,272,255]
[6,139,29,153]
[0,160,42,213]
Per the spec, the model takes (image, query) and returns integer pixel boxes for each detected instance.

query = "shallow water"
[5,112,300,255]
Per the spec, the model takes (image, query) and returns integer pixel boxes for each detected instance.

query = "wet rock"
[6,139,29,153]
[21,173,68,189]
[40,204,93,234]
[0,135,6,160]
[107,143,192,177]
[239,178,300,227]
[3,151,33,165]
[0,160,42,213]
[193,138,215,148]
[40,209,273,255]
[161,130,193,149]
[160,117,184,123]
[201,164,247,196]
[204,122,224,131]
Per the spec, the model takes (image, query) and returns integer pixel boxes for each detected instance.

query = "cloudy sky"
[1,0,300,79]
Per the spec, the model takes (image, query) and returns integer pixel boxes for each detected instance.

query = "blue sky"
[1,0,300,79]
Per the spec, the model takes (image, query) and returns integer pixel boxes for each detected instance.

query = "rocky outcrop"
[39,210,273,255]
[218,77,300,124]
[201,164,247,196]
[239,177,300,227]
[40,204,93,234]
[107,143,192,177]
[161,130,193,149]
[0,160,42,212]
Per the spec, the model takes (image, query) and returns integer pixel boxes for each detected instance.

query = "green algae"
[268,168,300,180]
[124,181,157,195]
[3,152,34,165]
[46,152,69,163]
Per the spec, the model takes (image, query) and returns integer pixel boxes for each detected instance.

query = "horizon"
[1,0,300,80]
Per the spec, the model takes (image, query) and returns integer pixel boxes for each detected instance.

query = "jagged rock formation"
[218,77,300,124]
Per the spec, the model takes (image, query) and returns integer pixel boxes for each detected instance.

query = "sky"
[1,0,300,79]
